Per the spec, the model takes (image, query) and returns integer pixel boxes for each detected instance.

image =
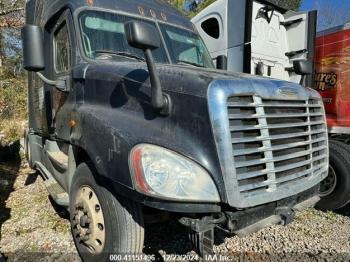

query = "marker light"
[130,144,220,202]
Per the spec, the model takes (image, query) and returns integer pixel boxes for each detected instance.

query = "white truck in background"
[192,0,317,87]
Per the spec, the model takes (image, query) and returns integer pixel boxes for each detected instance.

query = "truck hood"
[68,61,323,206]
[76,61,320,100]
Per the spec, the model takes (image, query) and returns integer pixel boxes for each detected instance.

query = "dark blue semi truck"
[22,0,328,260]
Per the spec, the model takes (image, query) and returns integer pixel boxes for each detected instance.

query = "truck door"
[46,10,75,136]
[282,10,317,87]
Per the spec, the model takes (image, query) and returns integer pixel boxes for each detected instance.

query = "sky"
[300,0,350,30]
[184,0,350,30]
[301,0,316,11]
[301,0,350,11]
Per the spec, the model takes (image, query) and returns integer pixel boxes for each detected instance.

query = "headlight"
[130,144,220,202]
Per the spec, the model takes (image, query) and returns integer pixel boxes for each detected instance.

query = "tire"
[330,139,350,154]
[317,140,350,210]
[69,162,144,261]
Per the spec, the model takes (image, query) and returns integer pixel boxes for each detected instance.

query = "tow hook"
[179,214,226,256]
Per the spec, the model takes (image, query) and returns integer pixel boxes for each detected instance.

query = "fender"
[67,92,227,201]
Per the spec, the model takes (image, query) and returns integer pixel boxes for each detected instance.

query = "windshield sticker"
[85,17,124,33]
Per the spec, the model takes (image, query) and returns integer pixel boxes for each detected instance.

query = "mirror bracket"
[125,21,170,115]
[36,72,56,85]
[159,94,172,116]
[143,48,169,113]
[293,60,312,76]
[56,76,70,92]
[36,72,69,92]
[216,55,228,70]
[292,60,312,86]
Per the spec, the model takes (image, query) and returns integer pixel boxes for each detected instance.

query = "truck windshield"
[160,24,213,68]
[79,11,214,68]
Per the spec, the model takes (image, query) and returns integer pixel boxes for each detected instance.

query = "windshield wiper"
[94,50,145,61]
[176,59,204,68]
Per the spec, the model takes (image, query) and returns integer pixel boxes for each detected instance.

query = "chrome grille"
[228,96,328,197]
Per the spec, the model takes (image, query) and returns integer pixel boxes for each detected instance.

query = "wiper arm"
[94,50,145,61]
[176,59,204,68]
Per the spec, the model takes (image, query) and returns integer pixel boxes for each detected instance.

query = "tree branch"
[0,7,24,16]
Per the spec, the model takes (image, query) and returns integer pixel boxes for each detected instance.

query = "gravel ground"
[0,158,79,262]
[1,158,350,261]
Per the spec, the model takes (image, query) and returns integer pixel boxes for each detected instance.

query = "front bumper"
[179,185,319,235]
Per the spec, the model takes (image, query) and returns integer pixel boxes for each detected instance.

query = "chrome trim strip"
[329,126,350,135]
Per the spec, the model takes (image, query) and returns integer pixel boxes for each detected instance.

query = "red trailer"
[314,22,350,210]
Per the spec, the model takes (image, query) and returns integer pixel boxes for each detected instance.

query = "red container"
[314,22,350,130]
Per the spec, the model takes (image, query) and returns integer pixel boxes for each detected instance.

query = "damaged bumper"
[179,186,320,255]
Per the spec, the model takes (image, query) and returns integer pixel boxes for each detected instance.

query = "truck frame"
[22,0,328,259]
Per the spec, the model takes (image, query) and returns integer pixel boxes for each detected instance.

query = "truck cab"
[192,0,317,87]
[22,0,328,259]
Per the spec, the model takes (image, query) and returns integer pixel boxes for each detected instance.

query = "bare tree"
[0,0,25,27]
[0,0,25,73]
[267,0,302,11]
[0,0,24,15]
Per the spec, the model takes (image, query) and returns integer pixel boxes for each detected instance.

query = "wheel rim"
[72,186,106,254]
[320,166,337,197]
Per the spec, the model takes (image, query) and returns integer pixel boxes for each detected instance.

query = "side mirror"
[21,25,45,72]
[125,21,170,115]
[125,21,161,51]
[293,60,312,76]
[216,55,228,70]
[21,24,68,92]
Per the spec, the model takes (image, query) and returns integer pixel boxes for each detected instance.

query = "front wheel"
[317,140,350,210]
[69,162,144,261]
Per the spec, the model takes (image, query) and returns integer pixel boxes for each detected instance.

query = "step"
[47,150,68,171]
[44,178,69,207]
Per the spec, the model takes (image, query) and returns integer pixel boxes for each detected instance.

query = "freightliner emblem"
[276,87,299,99]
